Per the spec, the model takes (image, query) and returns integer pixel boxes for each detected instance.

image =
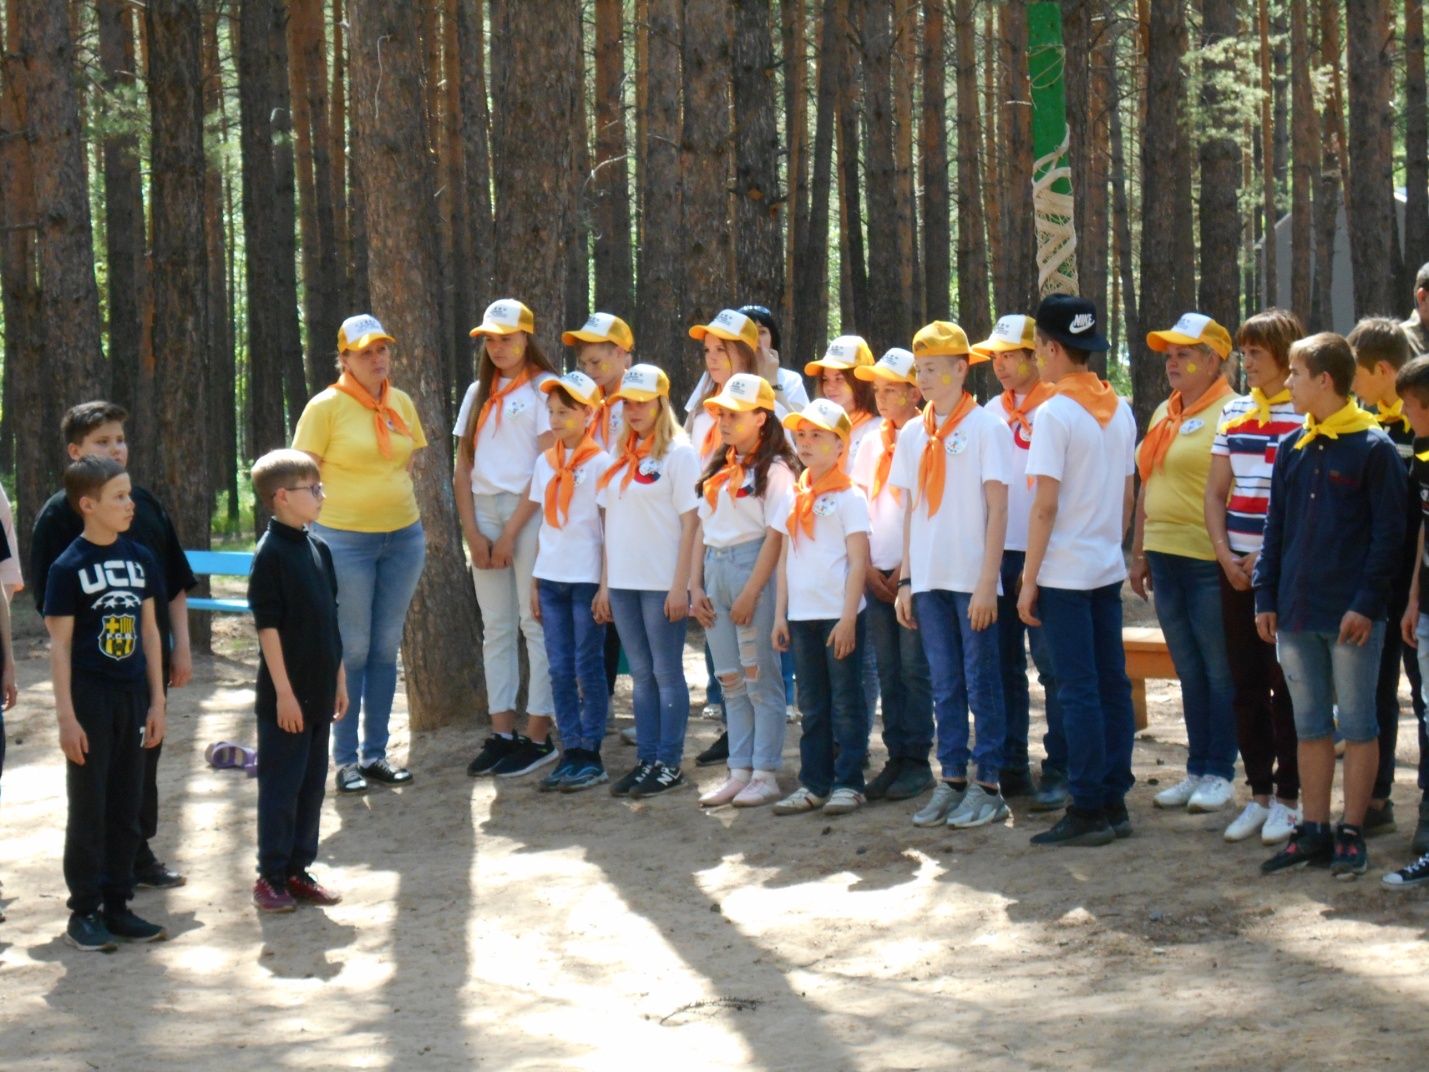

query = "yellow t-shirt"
[292,387,428,532]
[1140,393,1238,561]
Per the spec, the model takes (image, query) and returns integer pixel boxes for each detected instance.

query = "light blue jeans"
[311,520,426,769]
[609,588,690,767]
[1277,624,1385,743]
[703,540,784,771]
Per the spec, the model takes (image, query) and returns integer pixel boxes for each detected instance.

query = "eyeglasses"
[281,483,325,500]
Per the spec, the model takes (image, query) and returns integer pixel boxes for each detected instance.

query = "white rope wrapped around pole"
[1033,125,1079,296]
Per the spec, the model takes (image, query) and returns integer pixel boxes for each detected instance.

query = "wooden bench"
[185,550,255,614]
[1123,626,1176,731]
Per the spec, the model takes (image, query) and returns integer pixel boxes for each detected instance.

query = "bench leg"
[1131,679,1148,732]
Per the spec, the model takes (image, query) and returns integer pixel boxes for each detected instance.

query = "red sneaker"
[287,872,342,906]
[253,877,296,913]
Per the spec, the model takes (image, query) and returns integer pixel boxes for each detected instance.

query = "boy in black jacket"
[248,450,347,913]
[31,402,196,889]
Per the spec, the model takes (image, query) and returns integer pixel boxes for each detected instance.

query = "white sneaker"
[823,787,866,815]
[772,786,827,815]
[701,704,724,721]
[1153,774,1203,809]
[1261,800,1301,844]
[913,781,965,827]
[1223,800,1270,842]
[1187,775,1235,813]
[947,784,1010,829]
[785,704,800,723]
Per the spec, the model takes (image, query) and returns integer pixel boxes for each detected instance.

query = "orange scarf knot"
[1001,381,1057,438]
[915,391,977,518]
[703,447,748,508]
[474,366,535,441]
[330,373,412,459]
[785,464,854,545]
[1053,371,1121,428]
[1136,376,1233,483]
[543,435,603,529]
[597,431,654,495]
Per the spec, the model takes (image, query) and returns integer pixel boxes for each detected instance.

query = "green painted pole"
[1027,2,1079,295]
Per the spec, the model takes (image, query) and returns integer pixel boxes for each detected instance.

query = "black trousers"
[1375,587,1426,801]
[64,676,149,915]
[256,714,332,884]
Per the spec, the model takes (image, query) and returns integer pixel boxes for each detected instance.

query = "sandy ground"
[2,589,1429,1071]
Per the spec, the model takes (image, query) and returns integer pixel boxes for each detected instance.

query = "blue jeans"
[782,649,795,706]
[865,590,933,762]
[537,580,609,753]
[790,615,868,796]
[1277,625,1384,743]
[1038,583,1137,812]
[1146,551,1239,781]
[703,541,785,771]
[609,588,690,767]
[914,589,1007,783]
[704,643,725,715]
[998,551,1065,776]
[312,520,427,769]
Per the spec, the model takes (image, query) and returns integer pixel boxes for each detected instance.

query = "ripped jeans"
[703,539,785,770]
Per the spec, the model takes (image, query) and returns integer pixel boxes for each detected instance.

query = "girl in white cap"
[459,300,562,780]
[595,365,702,798]
[807,336,880,471]
[689,374,799,807]
[685,310,764,465]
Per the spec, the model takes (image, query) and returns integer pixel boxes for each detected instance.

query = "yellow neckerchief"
[1219,387,1291,433]
[1374,397,1413,435]
[1293,401,1380,450]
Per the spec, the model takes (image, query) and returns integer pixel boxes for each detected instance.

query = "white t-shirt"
[698,458,797,549]
[689,407,721,465]
[528,447,612,584]
[844,414,880,475]
[454,372,556,495]
[888,405,1013,595]
[850,420,905,571]
[1024,394,1137,590]
[598,440,702,591]
[592,398,625,453]
[777,485,871,621]
[983,392,1051,553]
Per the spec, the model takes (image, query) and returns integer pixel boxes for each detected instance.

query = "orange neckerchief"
[870,418,901,504]
[1136,376,1233,482]
[474,366,535,440]
[699,414,720,459]
[594,398,618,447]
[1054,370,1121,427]
[1001,381,1057,438]
[597,431,654,494]
[543,435,603,529]
[703,447,748,508]
[330,373,412,459]
[916,391,977,518]
[786,464,854,545]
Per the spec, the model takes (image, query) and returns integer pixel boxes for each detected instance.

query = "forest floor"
[2,589,1429,1071]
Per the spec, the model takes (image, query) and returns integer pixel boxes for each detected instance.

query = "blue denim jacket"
[1253,425,1406,632]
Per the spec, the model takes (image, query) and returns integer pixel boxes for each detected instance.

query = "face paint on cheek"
[1017,363,1030,376]
[941,374,952,384]
[1186,363,1199,374]
[821,443,831,454]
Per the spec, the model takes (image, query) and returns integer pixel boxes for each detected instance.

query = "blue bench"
[185,550,255,614]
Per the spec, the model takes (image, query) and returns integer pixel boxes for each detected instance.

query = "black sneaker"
[359,758,414,786]
[561,751,609,792]
[885,758,935,801]
[1362,800,1396,837]
[65,911,118,952]
[865,758,903,801]
[1000,767,1037,799]
[695,731,729,767]
[539,750,582,792]
[134,862,187,889]
[103,905,168,943]
[336,766,368,794]
[1261,824,1335,874]
[1415,799,1429,856]
[491,735,558,778]
[611,760,654,798]
[1029,769,1071,813]
[1106,801,1132,839]
[467,735,517,777]
[1330,824,1369,880]
[629,762,687,798]
[1383,851,1429,889]
[1030,807,1115,847]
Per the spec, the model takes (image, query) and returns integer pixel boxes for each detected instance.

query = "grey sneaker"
[947,784,1010,829]
[912,781,965,827]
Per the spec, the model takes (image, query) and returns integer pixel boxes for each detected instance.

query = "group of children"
[31,278,1429,952]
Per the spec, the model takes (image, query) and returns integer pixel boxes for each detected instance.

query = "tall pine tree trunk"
[998,0,1036,315]
[682,0,734,345]
[836,0,868,332]
[202,8,237,525]
[920,0,949,320]
[457,0,494,316]
[330,0,351,310]
[1290,0,1318,322]
[348,0,484,729]
[592,0,633,317]
[1345,0,1399,317]
[1258,0,1278,307]
[893,0,920,326]
[862,0,904,352]
[793,0,840,367]
[952,0,988,342]
[1198,0,1241,330]
[268,8,306,431]
[1405,0,1429,278]
[782,0,809,343]
[443,0,473,409]
[732,0,784,315]
[1063,0,1110,334]
[1312,0,1343,331]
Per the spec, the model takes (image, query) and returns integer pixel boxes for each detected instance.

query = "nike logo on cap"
[1069,313,1094,333]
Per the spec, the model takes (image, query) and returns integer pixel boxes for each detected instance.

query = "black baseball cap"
[1034,294,1109,352]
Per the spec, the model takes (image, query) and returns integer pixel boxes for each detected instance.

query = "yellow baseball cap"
[540,370,604,408]
[972,315,1037,358]
[782,397,853,441]
[806,335,875,375]
[608,363,670,403]
[689,309,760,350]
[337,314,395,352]
[562,311,634,351]
[913,320,981,362]
[854,347,917,384]
[704,373,777,415]
[470,298,535,338]
[1147,312,1233,359]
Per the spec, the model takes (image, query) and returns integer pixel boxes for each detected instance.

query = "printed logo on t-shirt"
[572,464,591,488]
[1012,422,1033,451]
[633,457,663,484]
[945,430,968,455]
[506,398,528,418]
[813,494,837,517]
[1179,418,1205,435]
[734,473,755,499]
[93,590,141,661]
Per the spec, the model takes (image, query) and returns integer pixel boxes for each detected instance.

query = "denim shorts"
[1276,625,1384,744]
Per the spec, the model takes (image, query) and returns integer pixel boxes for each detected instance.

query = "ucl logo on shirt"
[94,590,141,661]
[78,559,147,596]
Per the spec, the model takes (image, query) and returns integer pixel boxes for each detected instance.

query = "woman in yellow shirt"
[1130,313,1240,817]
[294,314,428,795]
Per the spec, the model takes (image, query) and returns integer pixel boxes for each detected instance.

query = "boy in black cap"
[1016,296,1140,847]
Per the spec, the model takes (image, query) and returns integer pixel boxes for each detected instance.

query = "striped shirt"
[1211,394,1301,554]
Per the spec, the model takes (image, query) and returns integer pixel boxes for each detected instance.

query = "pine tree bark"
[268,8,306,431]
[920,0,949,320]
[1290,0,1318,322]
[893,0,920,326]
[732,0,784,315]
[330,0,351,310]
[443,0,474,405]
[1062,0,1110,334]
[997,0,1036,316]
[682,0,734,338]
[1259,0,1278,308]
[592,0,634,317]
[348,0,485,729]
[952,0,988,343]
[1311,0,1342,331]
[782,0,808,340]
[1109,30,1139,358]
[202,7,236,526]
[862,0,904,353]
[836,0,868,332]
[1405,0,1429,278]
[566,29,592,338]
[457,0,493,314]
[1198,0,1241,331]
[1345,0,1399,318]
[147,0,209,647]
[793,0,839,367]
